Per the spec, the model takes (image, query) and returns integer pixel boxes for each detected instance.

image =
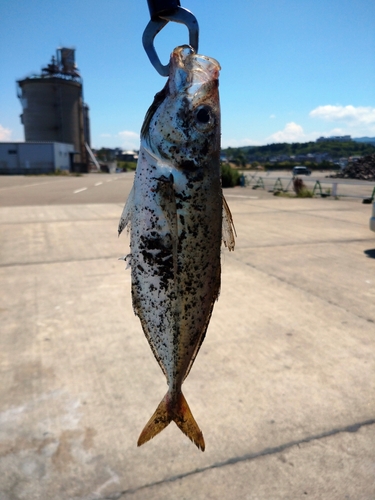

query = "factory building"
[16,47,91,172]
[0,142,75,174]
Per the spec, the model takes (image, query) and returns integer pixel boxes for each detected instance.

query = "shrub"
[221,163,241,187]
[293,177,313,197]
[293,177,305,195]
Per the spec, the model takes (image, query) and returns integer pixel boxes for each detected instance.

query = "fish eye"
[194,105,214,130]
[196,107,210,124]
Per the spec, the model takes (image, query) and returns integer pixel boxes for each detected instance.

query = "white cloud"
[310,105,375,125]
[223,123,321,147]
[0,124,12,141]
[100,133,111,138]
[269,114,276,119]
[118,130,140,150]
[266,122,306,143]
[309,105,375,137]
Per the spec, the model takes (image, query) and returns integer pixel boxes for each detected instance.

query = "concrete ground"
[0,173,375,499]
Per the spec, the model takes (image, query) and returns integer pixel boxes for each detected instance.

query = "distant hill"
[223,140,375,159]
[222,139,375,168]
[353,137,375,145]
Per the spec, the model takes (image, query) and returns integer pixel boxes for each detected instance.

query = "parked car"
[292,166,311,176]
[370,200,375,232]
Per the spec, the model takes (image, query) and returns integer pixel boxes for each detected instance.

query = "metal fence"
[244,173,375,202]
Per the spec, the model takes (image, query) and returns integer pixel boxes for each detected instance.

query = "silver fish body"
[119,45,235,450]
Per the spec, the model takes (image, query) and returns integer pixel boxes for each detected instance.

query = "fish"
[119,45,235,451]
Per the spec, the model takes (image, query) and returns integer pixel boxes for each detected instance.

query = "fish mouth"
[169,45,221,96]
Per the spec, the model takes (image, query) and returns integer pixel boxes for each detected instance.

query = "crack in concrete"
[0,255,121,268]
[228,197,371,230]
[0,217,118,226]
[98,419,375,499]
[237,237,375,250]
[233,256,374,324]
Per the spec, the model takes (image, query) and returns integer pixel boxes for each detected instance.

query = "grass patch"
[274,190,314,198]
[117,161,137,172]
[297,187,313,197]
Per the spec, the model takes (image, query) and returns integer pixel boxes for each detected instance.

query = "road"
[1,173,375,499]
[0,172,134,206]
[1,171,373,207]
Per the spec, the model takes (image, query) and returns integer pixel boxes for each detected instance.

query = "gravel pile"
[329,154,375,181]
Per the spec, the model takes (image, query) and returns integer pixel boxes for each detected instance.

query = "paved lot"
[1,174,375,499]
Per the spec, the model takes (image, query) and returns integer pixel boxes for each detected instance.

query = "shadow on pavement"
[364,249,375,259]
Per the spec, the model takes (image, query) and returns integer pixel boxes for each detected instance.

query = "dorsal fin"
[141,81,169,139]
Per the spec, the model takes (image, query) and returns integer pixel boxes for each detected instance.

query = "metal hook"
[142,6,199,76]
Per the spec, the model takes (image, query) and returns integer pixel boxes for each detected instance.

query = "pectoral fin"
[222,195,236,251]
[118,185,135,236]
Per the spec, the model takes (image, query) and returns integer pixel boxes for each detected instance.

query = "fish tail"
[137,393,172,447]
[172,391,205,451]
[137,391,205,451]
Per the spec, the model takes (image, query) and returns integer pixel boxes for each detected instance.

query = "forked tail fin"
[137,391,205,451]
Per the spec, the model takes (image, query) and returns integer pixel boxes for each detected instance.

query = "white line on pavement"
[225,194,258,199]
[74,188,87,194]
[0,180,60,191]
[95,182,103,186]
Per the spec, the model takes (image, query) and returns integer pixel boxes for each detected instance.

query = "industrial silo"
[83,103,91,147]
[17,48,90,171]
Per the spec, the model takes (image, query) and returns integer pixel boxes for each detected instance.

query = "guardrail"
[244,174,375,202]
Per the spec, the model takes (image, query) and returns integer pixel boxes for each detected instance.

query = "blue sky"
[1,0,375,150]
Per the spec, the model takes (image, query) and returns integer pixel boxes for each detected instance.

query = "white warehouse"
[0,142,75,174]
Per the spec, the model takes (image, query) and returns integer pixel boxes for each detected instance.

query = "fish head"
[141,45,221,171]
